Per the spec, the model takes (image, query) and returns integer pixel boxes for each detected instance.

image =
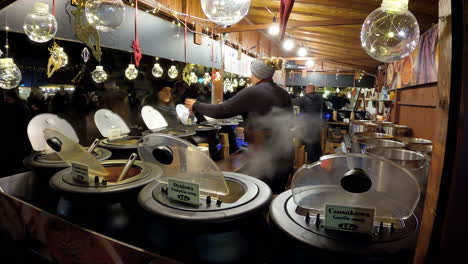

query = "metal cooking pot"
[407,144,432,156]
[394,137,432,145]
[349,120,381,134]
[352,132,393,140]
[98,136,142,159]
[356,138,405,153]
[378,124,412,137]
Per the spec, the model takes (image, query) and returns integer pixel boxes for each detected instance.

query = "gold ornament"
[72,0,102,61]
[47,42,68,78]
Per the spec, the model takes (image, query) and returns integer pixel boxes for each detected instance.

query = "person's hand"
[185,98,197,112]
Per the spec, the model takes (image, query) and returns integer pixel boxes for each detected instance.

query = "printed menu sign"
[71,162,90,183]
[324,204,375,234]
[168,179,200,206]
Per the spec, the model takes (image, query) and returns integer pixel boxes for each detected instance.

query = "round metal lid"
[141,105,168,131]
[270,190,418,253]
[27,114,78,152]
[99,136,141,149]
[50,160,161,195]
[138,172,272,223]
[94,109,130,138]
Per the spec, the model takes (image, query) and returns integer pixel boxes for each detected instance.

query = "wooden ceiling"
[228,0,439,74]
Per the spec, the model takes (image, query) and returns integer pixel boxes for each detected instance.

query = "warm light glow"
[306,60,315,68]
[268,23,280,36]
[297,47,307,57]
[283,39,294,51]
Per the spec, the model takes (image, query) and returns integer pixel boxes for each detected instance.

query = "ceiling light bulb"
[268,23,279,36]
[297,47,307,57]
[306,60,315,68]
[283,39,294,51]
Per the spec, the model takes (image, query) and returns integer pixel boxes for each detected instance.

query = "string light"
[268,16,279,36]
[306,60,315,68]
[283,39,294,51]
[297,46,307,57]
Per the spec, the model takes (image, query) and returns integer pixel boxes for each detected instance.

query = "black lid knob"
[340,168,372,193]
[152,146,174,165]
[46,137,62,152]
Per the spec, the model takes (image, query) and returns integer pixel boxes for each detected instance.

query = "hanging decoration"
[85,0,125,32]
[71,64,87,84]
[279,0,296,40]
[232,78,238,88]
[182,64,194,83]
[0,58,22,89]
[125,64,138,80]
[81,47,90,63]
[224,78,233,93]
[201,0,251,27]
[361,0,420,63]
[214,71,221,81]
[203,72,211,85]
[239,78,246,87]
[168,65,179,79]
[72,0,102,61]
[23,2,57,43]
[91,65,108,83]
[132,0,142,67]
[188,72,198,84]
[47,42,68,78]
[152,63,163,78]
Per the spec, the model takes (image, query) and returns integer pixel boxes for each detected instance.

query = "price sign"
[324,204,375,234]
[167,178,200,206]
[71,162,90,183]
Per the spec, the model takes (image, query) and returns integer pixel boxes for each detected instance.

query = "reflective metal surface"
[395,137,432,145]
[356,138,405,153]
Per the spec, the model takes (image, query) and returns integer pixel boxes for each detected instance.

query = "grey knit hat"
[250,59,275,79]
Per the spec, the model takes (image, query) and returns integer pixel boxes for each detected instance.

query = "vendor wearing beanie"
[185,57,293,194]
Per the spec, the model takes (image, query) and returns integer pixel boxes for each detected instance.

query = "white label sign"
[71,162,90,183]
[167,179,200,206]
[108,128,121,140]
[324,204,375,234]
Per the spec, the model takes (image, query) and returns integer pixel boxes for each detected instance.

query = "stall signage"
[71,162,90,183]
[324,204,375,234]
[167,179,200,206]
[108,128,121,140]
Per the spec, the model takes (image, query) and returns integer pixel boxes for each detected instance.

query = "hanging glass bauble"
[0,58,22,89]
[214,71,221,81]
[203,72,211,85]
[23,2,57,43]
[232,78,238,88]
[201,0,251,27]
[224,78,233,93]
[168,65,178,79]
[125,64,138,80]
[91,65,108,83]
[361,0,419,63]
[152,63,163,78]
[189,72,198,84]
[58,48,68,67]
[239,78,246,86]
[85,0,125,32]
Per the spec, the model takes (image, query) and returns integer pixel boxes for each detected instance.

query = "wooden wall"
[390,83,437,141]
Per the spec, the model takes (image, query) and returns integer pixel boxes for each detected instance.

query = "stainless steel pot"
[378,124,412,137]
[349,120,381,134]
[394,137,432,145]
[407,144,432,156]
[356,138,405,153]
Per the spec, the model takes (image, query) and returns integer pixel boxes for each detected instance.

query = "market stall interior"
[1,0,460,263]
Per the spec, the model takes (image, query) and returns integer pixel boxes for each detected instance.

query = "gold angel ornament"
[47,42,68,78]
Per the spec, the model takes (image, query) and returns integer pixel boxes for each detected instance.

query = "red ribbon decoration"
[279,0,295,40]
[132,0,142,67]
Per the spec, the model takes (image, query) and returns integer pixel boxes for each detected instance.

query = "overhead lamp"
[268,16,280,36]
[297,46,307,57]
[283,39,294,51]
[305,60,315,68]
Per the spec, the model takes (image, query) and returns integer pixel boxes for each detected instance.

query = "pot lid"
[176,104,197,125]
[291,153,420,223]
[94,109,130,138]
[138,133,230,196]
[27,114,79,152]
[43,129,109,177]
[141,105,168,131]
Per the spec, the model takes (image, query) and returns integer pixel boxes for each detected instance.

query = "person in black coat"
[185,58,293,194]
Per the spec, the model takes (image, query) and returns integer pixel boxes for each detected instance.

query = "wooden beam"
[217,18,364,33]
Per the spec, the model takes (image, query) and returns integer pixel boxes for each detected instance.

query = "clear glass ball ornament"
[125,64,138,80]
[232,78,238,88]
[0,58,22,89]
[152,63,163,78]
[189,72,198,84]
[203,72,211,85]
[214,71,221,81]
[201,0,251,27]
[239,78,246,86]
[85,0,125,32]
[91,66,108,83]
[224,78,232,93]
[58,48,68,67]
[23,3,57,43]
[360,0,420,63]
[168,65,178,79]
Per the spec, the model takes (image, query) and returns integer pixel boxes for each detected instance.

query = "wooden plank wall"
[390,83,437,141]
